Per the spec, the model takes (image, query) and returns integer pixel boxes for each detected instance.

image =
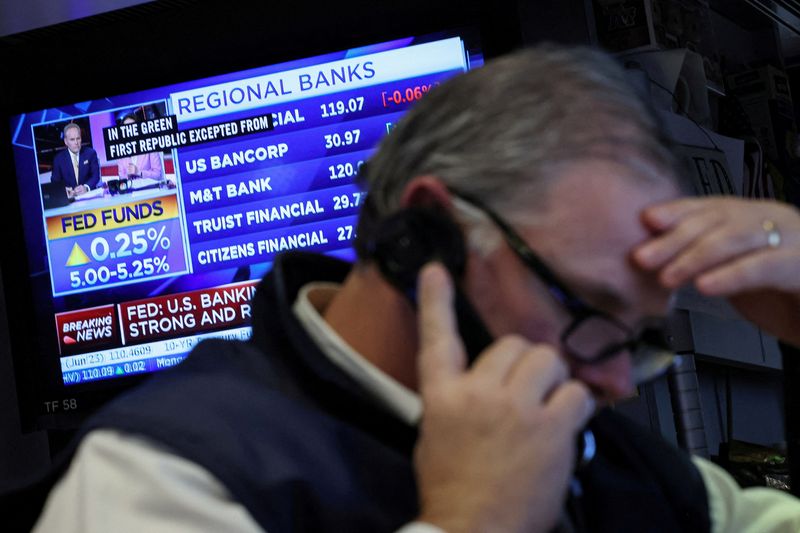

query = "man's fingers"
[468,336,534,386]
[695,249,800,296]
[545,380,595,433]
[640,198,706,232]
[656,225,770,287]
[505,344,569,406]
[417,262,466,386]
[417,263,456,350]
[634,210,718,270]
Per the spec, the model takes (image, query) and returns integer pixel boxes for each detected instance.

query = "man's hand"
[128,163,138,177]
[634,197,800,346]
[73,184,88,195]
[413,263,595,533]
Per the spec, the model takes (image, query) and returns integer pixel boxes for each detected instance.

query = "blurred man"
[50,123,100,195]
[31,44,800,532]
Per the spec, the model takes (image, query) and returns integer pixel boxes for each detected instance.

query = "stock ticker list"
[177,72,456,274]
[52,37,470,385]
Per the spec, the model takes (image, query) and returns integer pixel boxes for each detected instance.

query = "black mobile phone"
[368,206,493,363]
[369,206,594,467]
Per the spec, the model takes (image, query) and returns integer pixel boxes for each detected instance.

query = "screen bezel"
[0,0,522,431]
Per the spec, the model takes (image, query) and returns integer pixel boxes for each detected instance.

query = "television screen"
[5,28,486,429]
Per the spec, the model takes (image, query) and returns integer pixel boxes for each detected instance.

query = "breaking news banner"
[102,113,274,160]
[56,280,259,358]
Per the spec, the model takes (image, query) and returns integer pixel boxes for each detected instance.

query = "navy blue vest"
[8,252,711,532]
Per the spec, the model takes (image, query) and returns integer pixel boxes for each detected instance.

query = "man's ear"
[400,175,454,211]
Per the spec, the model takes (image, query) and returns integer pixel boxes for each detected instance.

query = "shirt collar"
[292,281,422,425]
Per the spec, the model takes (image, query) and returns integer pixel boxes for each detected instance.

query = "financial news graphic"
[170,37,469,275]
[47,196,189,295]
[11,32,482,392]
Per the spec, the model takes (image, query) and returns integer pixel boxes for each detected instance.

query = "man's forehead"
[535,158,678,236]
[524,159,677,315]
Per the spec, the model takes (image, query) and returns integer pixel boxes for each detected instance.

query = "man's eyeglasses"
[450,189,676,386]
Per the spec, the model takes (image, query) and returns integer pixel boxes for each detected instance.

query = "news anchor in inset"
[117,114,163,182]
[50,122,100,195]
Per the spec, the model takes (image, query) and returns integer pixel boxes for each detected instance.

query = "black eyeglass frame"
[450,188,672,368]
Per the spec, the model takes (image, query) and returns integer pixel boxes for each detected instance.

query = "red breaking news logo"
[55,304,119,355]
